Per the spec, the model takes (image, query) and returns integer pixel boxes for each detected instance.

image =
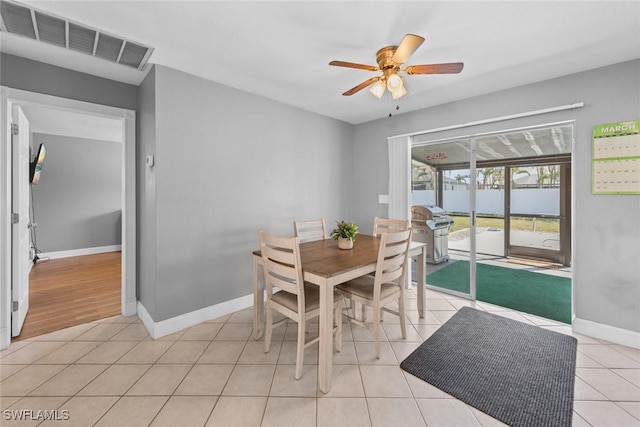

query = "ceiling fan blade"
[405,62,464,75]
[329,60,379,72]
[342,77,380,96]
[391,34,425,65]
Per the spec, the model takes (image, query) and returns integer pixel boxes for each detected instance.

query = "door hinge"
[11,123,19,135]
[12,301,18,312]
[11,212,19,224]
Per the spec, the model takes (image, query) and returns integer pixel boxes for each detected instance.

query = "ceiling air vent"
[95,33,122,62]
[68,23,96,55]
[34,11,65,47]
[0,0,153,70]
[0,0,34,39]
[119,41,148,69]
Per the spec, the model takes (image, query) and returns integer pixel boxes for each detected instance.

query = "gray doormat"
[400,307,577,427]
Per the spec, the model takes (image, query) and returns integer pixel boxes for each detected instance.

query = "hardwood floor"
[13,251,121,341]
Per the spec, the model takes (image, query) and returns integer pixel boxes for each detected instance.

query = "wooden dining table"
[252,234,427,393]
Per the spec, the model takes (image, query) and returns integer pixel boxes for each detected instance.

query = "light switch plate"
[378,194,389,204]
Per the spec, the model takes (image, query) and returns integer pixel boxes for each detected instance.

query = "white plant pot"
[338,238,353,250]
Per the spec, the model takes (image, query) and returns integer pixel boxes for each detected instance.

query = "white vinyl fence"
[412,189,559,216]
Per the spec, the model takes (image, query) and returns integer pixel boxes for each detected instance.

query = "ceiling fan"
[329,34,464,100]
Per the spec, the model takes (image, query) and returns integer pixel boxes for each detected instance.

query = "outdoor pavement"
[411,228,571,282]
[448,228,560,256]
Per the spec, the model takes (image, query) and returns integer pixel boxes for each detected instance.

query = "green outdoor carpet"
[427,260,572,324]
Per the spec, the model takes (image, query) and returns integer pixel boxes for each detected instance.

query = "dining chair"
[336,229,412,358]
[259,231,342,380]
[293,218,326,243]
[373,217,409,236]
[353,217,410,322]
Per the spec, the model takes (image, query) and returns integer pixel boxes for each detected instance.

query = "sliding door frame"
[504,156,571,265]
[408,118,578,302]
[469,138,477,300]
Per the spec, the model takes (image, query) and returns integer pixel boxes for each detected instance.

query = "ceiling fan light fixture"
[369,80,386,99]
[386,73,404,91]
[329,33,464,98]
[391,85,407,100]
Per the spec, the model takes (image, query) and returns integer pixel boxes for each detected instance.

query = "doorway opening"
[0,87,136,349]
[15,102,124,340]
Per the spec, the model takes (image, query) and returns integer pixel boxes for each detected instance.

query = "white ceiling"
[3,1,640,125]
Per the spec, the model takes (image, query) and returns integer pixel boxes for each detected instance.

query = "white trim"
[137,294,254,340]
[573,317,640,349]
[0,327,8,348]
[389,103,584,140]
[0,88,12,350]
[0,86,136,350]
[39,245,122,260]
[123,296,137,318]
[121,109,136,317]
[571,134,576,331]
[136,302,155,338]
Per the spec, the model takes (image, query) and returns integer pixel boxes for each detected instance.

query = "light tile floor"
[1,287,639,427]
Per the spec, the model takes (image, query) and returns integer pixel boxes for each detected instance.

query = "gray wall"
[138,65,354,321]
[31,133,122,252]
[137,67,157,318]
[1,53,138,111]
[354,59,640,334]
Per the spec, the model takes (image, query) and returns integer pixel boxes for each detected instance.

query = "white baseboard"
[123,297,137,317]
[39,245,122,260]
[0,326,8,351]
[573,317,640,349]
[137,293,254,339]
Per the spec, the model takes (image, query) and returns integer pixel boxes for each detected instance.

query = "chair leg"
[349,299,355,317]
[398,296,407,339]
[373,303,381,359]
[344,298,352,313]
[264,304,273,354]
[295,316,305,380]
[361,303,367,322]
[334,299,343,353]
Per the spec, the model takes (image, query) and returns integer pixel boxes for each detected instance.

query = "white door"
[11,105,31,337]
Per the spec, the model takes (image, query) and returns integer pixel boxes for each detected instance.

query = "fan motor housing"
[376,46,400,70]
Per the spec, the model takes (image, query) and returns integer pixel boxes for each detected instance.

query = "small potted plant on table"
[331,220,359,250]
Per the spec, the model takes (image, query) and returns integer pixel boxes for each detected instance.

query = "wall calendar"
[592,120,640,194]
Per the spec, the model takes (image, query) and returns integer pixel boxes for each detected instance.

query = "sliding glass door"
[411,122,574,303]
[412,140,475,300]
[506,163,571,265]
